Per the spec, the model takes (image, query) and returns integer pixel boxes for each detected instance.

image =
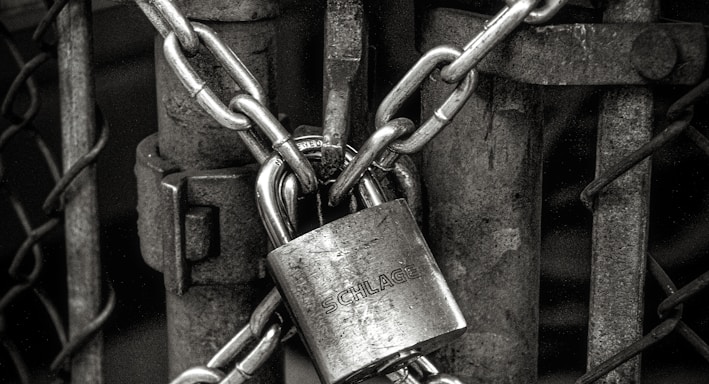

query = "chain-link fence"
[575,78,709,382]
[0,1,113,382]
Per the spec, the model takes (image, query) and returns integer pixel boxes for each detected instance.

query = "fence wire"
[577,78,709,383]
[0,1,114,383]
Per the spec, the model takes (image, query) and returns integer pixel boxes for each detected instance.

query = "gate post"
[57,0,102,382]
[138,0,283,381]
[586,1,658,383]
[421,73,542,382]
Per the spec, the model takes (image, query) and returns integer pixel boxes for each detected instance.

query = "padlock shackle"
[256,135,384,248]
[256,155,292,248]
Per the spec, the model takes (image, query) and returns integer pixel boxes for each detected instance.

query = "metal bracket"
[135,134,266,294]
[421,8,706,85]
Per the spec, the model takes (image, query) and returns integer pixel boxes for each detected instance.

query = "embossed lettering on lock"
[256,136,466,384]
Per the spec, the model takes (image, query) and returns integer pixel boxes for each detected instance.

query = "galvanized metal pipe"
[152,1,282,382]
[56,0,102,382]
[421,74,542,383]
[586,1,658,383]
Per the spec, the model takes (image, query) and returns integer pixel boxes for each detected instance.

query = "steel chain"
[134,0,200,55]
[376,46,477,155]
[329,117,416,206]
[439,0,539,83]
[133,0,568,382]
[329,0,561,204]
[136,0,318,193]
[329,0,565,379]
[131,0,308,382]
[507,0,568,24]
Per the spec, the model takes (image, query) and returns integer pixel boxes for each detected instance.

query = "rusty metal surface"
[161,164,266,292]
[436,0,597,9]
[166,286,282,383]
[135,134,267,293]
[585,2,657,383]
[155,19,278,170]
[421,75,542,383]
[603,0,658,23]
[321,0,368,178]
[136,134,180,271]
[577,256,709,384]
[171,0,279,21]
[420,8,706,85]
[578,256,683,383]
[587,86,652,384]
[56,0,103,382]
[184,206,215,262]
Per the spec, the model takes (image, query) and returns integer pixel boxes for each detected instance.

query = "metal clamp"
[135,134,267,294]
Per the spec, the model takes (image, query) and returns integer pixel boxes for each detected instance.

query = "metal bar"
[322,0,366,178]
[56,0,102,382]
[421,74,542,382]
[585,1,658,383]
[419,8,705,86]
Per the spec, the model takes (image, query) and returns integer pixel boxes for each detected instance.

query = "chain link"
[329,0,559,204]
[440,0,539,83]
[170,367,224,384]
[162,23,263,131]
[375,45,477,155]
[328,117,415,206]
[134,0,200,55]
[509,0,568,24]
[229,94,318,193]
[137,0,318,192]
[130,0,315,381]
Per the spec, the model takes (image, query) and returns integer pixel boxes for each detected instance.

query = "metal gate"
[1,0,708,383]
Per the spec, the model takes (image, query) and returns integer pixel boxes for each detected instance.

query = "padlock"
[256,136,466,384]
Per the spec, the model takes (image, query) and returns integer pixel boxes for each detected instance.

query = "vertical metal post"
[152,1,281,382]
[56,0,102,382]
[422,75,542,384]
[586,1,658,383]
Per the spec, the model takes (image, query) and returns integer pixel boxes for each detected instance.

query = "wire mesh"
[577,78,709,383]
[0,1,114,382]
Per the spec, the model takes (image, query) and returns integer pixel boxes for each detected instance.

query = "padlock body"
[267,199,466,384]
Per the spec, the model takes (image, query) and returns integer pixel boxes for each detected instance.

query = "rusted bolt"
[631,28,677,81]
[185,206,215,262]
